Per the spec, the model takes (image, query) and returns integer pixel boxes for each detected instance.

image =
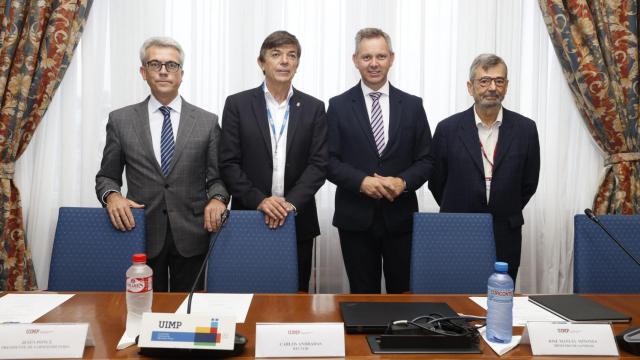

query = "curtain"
[16,0,603,294]
[538,0,639,215]
[0,0,93,290]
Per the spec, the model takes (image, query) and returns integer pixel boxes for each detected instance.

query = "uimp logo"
[288,329,301,335]
[557,328,570,333]
[158,321,183,329]
[25,329,40,334]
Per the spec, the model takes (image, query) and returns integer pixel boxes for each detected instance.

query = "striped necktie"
[158,106,175,176]
[369,92,385,155]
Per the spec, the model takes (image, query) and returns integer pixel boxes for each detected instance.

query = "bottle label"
[127,276,152,293]
[488,286,513,303]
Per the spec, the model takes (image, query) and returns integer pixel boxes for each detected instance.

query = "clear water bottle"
[126,253,153,318]
[486,261,513,343]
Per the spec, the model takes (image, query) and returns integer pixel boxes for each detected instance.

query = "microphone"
[583,208,640,355]
[187,209,231,313]
[584,208,597,221]
[583,209,640,267]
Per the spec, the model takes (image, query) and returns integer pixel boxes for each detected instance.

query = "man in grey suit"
[96,37,228,292]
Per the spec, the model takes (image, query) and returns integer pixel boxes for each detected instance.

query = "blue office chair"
[574,214,640,293]
[410,212,496,293]
[206,210,298,293]
[48,207,145,291]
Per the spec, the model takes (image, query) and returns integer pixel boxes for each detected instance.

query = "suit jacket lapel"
[168,97,196,175]
[350,83,378,156]
[458,106,485,175]
[132,97,163,175]
[251,86,273,155]
[383,85,402,158]
[285,89,301,157]
[493,107,515,172]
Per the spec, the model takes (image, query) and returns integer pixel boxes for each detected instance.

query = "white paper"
[116,312,143,350]
[175,293,253,323]
[478,326,521,356]
[255,323,345,358]
[526,321,618,356]
[0,323,88,359]
[0,294,74,323]
[470,296,564,326]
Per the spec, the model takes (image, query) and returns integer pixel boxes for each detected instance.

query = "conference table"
[3,292,640,358]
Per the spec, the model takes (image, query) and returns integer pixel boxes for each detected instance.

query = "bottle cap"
[494,261,508,272]
[132,253,147,263]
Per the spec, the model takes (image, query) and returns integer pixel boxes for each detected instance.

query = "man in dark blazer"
[96,37,229,292]
[327,28,432,294]
[218,31,327,292]
[428,54,540,281]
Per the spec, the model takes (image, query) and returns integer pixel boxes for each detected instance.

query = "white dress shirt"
[361,81,390,153]
[263,83,293,197]
[148,95,181,166]
[475,106,503,203]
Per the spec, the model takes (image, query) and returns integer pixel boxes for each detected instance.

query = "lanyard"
[266,105,289,154]
[480,141,498,183]
[479,141,496,169]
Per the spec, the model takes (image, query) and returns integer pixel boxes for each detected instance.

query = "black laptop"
[340,302,459,334]
[529,294,631,323]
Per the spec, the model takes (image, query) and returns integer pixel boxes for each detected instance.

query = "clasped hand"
[257,196,294,229]
[360,173,405,201]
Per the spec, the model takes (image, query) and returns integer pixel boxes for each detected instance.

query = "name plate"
[526,321,618,356]
[138,312,236,350]
[0,323,88,359]
[255,322,345,358]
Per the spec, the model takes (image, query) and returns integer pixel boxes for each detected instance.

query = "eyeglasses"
[145,60,182,73]
[474,76,507,88]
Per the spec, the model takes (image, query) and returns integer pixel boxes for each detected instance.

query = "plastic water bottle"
[126,253,153,318]
[486,261,513,343]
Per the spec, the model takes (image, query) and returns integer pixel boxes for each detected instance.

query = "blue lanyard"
[266,106,289,153]
[263,82,291,153]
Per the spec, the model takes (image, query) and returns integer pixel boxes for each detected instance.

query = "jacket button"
[164,184,169,189]
[162,209,167,214]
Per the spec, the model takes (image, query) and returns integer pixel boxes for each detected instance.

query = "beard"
[476,92,503,108]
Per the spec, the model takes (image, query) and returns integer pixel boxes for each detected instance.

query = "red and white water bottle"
[126,253,153,318]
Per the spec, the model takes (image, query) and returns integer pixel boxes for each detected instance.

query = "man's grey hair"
[139,36,185,65]
[469,54,507,81]
[355,28,393,54]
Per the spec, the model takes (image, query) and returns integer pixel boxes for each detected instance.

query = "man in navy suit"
[428,54,540,281]
[327,28,432,294]
[219,31,327,292]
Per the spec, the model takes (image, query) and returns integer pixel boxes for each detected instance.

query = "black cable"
[387,313,486,337]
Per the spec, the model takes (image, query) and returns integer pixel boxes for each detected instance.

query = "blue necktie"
[158,106,175,176]
[369,92,385,156]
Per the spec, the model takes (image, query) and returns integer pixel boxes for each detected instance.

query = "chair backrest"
[48,207,145,291]
[410,212,496,293]
[574,214,640,293]
[206,210,298,293]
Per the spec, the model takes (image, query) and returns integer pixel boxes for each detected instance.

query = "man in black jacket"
[219,31,327,292]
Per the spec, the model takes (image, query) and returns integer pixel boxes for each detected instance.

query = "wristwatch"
[212,194,229,205]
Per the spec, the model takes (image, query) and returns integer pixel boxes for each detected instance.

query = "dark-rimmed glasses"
[474,76,507,88]
[146,60,181,73]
